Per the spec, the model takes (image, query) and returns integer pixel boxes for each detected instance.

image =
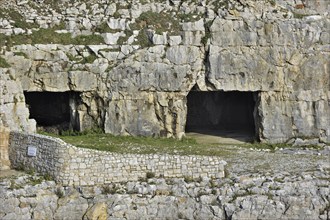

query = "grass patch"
[212,0,230,11]
[0,26,104,48]
[0,8,38,29]
[39,131,236,157]
[177,13,201,22]
[128,11,181,47]
[293,12,308,19]
[93,21,113,33]
[9,179,22,190]
[133,11,181,34]
[13,51,29,59]
[241,142,289,151]
[80,54,98,64]
[133,29,153,48]
[184,176,195,183]
[0,57,10,68]
[38,132,304,157]
[117,29,133,45]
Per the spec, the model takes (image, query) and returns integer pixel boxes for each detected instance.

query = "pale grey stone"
[103,32,125,45]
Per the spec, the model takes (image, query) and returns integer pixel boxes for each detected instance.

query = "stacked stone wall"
[9,131,226,186]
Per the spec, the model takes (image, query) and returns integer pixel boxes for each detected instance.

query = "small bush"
[29,176,43,186]
[201,20,213,45]
[146,172,155,179]
[26,168,35,175]
[0,27,104,47]
[43,173,53,181]
[55,187,64,198]
[0,57,10,68]
[224,168,230,178]
[101,185,120,194]
[269,0,276,6]
[93,22,112,33]
[13,51,28,59]
[101,185,112,194]
[184,176,194,183]
[9,180,22,190]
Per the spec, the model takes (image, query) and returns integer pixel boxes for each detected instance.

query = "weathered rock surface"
[0,0,329,143]
[0,68,36,132]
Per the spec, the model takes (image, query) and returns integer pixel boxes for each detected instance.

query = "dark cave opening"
[185,91,257,141]
[24,91,81,132]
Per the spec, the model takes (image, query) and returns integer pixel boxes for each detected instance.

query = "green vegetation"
[268,0,276,6]
[116,2,132,10]
[134,29,153,48]
[66,52,98,64]
[93,21,118,33]
[55,187,64,198]
[128,11,182,47]
[0,24,104,48]
[229,190,256,203]
[0,56,10,68]
[0,8,38,29]
[183,176,195,183]
[66,53,82,62]
[44,132,213,155]
[201,20,213,45]
[177,13,201,22]
[101,184,122,194]
[13,51,28,59]
[40,130,240,156]
[101,185,112,194]
[212,0,230,11]
[9,179,22,190]
[133,11,181,34]
[293,12,308,19]
[38,130,320,157]
[117,29,134,45]
[146,172,155,179]
[80,54,98,64]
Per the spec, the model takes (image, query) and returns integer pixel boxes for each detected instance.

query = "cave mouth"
[185,91,257,142]
[24,91,81,133]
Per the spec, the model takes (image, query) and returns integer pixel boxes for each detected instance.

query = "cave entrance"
[24,91,81,133]
[185,91,258,143]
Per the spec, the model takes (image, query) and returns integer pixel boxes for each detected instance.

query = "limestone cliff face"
[0,68,36,132]
[0,0,329,143]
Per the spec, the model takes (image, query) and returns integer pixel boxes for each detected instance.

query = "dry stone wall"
[0,0,329,143]
[9,131,226,186]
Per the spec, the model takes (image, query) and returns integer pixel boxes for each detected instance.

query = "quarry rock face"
[0,0,329,143]
[0,68,36,133]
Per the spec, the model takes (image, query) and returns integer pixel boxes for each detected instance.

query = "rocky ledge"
[1,146,329,220]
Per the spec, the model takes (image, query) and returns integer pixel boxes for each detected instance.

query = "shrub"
[0,57,10,68]
[146,172,155,179]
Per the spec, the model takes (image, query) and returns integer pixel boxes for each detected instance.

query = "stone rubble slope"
[1,146,329,220]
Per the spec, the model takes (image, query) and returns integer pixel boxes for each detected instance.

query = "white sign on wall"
[27,146,37,157]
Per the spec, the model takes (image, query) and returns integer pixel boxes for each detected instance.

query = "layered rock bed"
[1,146,329,220]
[1,0,329,143]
